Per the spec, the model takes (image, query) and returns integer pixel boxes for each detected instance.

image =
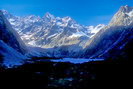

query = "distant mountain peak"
[109,6,133,26]
[44,12,55,19]
[119,5,133,13]
[62,16,74,24]
[1,10,14,19]
[1,9,8,14]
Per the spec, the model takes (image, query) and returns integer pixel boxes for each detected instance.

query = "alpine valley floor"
[0,57,130,89]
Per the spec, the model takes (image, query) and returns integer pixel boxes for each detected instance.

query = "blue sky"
[0,0,133,26]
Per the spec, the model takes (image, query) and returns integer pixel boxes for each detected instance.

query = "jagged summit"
[43,12,55,20]
[1,10,14,19]
[62,16,75,23]
[1,9,8,14]
[45,12,54,16]
[109,5,133,26]
[1,9,11,15]
[119,5,133,13]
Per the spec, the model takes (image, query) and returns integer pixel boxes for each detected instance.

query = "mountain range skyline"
[1,5,133,59]
[0,0,133,25]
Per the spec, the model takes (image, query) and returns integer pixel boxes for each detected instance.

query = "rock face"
[0,11,27,54]
[83,5,133,59]
[0,10,27,67]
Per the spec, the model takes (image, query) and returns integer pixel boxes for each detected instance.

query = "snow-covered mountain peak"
[119,5,133,17]
[23,15,41,23]
[1,10,15,19]
[1,10,12,15]
[25,15,40,19]
[1,9,8,14]
[109,6,133,26]
[62,16,72,22]
[119,5,133,13]
[43,12,55,20]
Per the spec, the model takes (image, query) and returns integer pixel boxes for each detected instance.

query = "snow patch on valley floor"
[51,58,104,64]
